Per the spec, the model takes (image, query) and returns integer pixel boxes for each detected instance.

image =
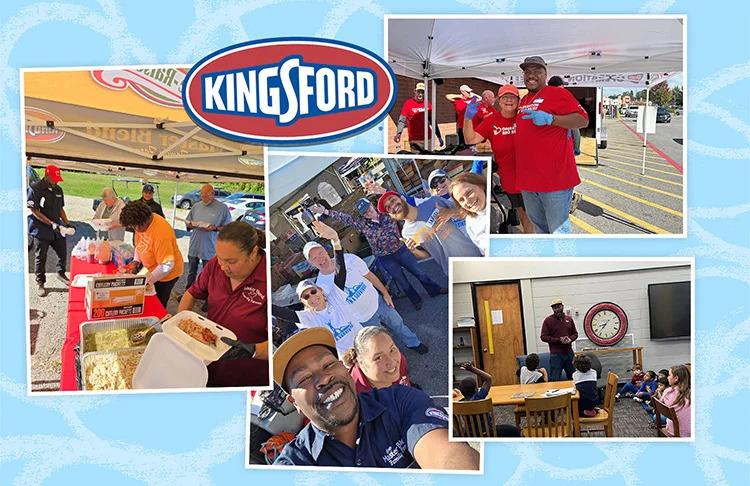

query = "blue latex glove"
[521,108,554,126]
[437,135,444,146]
[464,99,479,121]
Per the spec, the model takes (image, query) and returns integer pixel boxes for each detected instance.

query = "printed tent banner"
[387,17,683,86]
[24,69,264,183]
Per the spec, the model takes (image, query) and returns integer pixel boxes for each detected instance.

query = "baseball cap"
[355,197,372,215]
[520,56,547,70]
[497,84,520,98]
[550,298,563,307]
[459,84,473,93]
[142,183,155,193]
[377,191,401,213]
[296,279,318,298]
[273,328,338,390]
[548,75,566,87]
[45,165,63,183]
[302,241,325,260]
[415,82,425,91]
[427,169,448,188]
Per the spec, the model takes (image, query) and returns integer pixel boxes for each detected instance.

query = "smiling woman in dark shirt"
[178,221,269,387]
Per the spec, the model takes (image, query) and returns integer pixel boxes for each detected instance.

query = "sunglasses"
[430,176,447,189]
[301,288,318,300]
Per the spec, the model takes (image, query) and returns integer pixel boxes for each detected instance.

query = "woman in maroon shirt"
[178,221,269,387]
[342,326,411,392]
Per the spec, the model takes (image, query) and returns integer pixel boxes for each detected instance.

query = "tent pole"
[431,79,437,150]
[172,179,179,227]
[642,74,650,175]
[423,75,429,150]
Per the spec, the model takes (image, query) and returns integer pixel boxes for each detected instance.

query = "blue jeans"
[619,383,640,395]
[549,352,575,381]
[378,245,444,306]
[522,188,574,234]
[186,256,210,290]
[361,294,421,348]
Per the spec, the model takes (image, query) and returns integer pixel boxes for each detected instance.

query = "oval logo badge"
[183,37,397,145]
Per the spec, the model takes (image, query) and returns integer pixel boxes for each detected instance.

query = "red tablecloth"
[59,258,167,391]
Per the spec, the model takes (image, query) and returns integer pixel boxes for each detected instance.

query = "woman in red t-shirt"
[341,326,411,393]
[462,84,534,233]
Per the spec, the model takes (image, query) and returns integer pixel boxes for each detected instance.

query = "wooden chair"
[522,393,573,438]
[452,398,496,438]
[652,397,680,438]
[579,371,619,437]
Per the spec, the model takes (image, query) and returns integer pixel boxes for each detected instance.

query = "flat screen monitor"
[648,281,691,339]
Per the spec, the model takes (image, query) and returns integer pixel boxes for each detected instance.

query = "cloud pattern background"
[1,1,748,484]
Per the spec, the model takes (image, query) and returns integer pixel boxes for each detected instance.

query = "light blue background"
[1,1,748,484]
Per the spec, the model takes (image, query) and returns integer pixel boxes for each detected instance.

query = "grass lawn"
[52,170,262,209]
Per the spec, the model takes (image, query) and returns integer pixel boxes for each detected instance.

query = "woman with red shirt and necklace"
[178,221,269,387]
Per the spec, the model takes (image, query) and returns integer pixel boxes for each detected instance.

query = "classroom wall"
[452,265,692,374]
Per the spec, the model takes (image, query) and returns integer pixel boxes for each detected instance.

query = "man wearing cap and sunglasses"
[541,298,579,381]
[27,165,73,297]
[515,56,589,234]
[393,82,443,151]
[272,327,480,469]
[310,198,446,311]
[446,84,481,149]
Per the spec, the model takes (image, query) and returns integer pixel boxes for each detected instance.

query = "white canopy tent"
[387,16,684,153]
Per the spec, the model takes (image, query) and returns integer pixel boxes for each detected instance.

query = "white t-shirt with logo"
[316,253,379,323]
[294,288,363,357]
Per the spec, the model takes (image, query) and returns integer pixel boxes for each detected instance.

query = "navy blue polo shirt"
[27,178,65,241]
[274,385,449,468]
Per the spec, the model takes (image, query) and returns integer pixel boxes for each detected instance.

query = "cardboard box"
[85,274,147,320]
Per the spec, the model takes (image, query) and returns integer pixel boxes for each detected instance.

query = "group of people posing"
[394,55,589,234]
[27,171,269,387]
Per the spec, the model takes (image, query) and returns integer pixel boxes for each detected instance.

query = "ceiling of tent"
[387,17,683,86]
[23,69,264,182]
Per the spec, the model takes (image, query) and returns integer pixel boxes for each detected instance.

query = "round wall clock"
[583,302,628,346]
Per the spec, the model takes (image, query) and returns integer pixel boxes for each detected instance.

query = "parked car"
[173,188,231,209]
[656,107,672,123]
[624,106,640,118]
[238,208,266,230]
[227,198,265,221]
[224,192,264,203]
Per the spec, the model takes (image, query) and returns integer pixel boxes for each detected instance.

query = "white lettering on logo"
[201,56,376,125]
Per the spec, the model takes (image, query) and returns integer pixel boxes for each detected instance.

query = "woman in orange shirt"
[119,201,184,307]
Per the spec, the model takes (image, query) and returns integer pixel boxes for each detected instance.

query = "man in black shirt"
[27,165,72,297]
[137,184,164,218]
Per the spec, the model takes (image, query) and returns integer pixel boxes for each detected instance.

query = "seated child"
[456,362,521,437]
[616,364,644,399]
[646,376,670,423]
[572,354,600,417]
[657,369,669,382]
[518,353,548,384]
[634,371,658,402]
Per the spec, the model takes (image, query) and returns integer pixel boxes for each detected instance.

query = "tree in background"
[672,86,683,107]
[649,82,672,107]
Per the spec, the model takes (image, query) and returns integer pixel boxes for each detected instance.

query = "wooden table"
[488,380,581,436]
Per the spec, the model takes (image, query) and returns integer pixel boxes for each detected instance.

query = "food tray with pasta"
[80,316,161,354]
[82,347,145,390]
[161,310,236,363]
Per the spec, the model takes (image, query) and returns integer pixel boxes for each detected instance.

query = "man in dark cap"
[272,328,479,469]
[27,165,72,296]
[137,183,165,218]
[515,56,589,234]
[540,298,579,381]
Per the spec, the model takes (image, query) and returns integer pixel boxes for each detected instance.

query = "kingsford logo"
[183,38,396,144]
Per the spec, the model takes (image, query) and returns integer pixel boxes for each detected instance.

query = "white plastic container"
[91,218,114,231]
[161,310,236,363]
[132,333,208,389]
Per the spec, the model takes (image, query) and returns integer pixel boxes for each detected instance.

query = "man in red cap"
[27,165,72,296]
[393,82,443,151]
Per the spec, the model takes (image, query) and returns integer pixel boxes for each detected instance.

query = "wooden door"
[474,282,525,386]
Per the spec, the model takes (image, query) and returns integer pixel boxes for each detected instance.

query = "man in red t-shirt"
[446,84,480,148]
[515,56,589,234]
[474,89,497,127]
[463,84,534,234]
[393,82,443,151]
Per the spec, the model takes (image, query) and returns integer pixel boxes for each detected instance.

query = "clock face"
[584,302,628,346]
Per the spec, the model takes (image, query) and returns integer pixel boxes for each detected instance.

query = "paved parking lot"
[571,116,684,234]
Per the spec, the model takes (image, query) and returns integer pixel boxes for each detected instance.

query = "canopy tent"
[387,16,683,86]
[24,69,264,183]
